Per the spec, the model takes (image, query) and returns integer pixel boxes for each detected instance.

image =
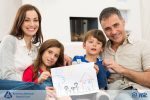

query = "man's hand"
[103,59,125,74]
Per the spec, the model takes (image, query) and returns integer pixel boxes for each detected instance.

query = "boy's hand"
[38,71,51,83]
[94,64,99,74]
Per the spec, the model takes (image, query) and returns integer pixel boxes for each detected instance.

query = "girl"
[22,39,64,88]
[23,39,72,100]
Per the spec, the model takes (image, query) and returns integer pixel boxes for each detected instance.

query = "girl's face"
[42,47,60,68]
[83,36,103,56]
[21,10,39,38]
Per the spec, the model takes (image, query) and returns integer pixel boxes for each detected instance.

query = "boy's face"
[83,36,103,56]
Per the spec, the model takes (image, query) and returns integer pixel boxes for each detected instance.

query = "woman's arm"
[64,54,72,65]
[0,35,17,80]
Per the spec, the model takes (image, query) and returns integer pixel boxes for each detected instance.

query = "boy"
[72,29,110,89]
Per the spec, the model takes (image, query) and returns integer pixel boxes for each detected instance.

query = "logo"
[132,91,138,98]
[4,91,12,99]
[132,91,147,98]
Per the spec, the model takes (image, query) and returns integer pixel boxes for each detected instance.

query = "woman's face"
[21,10,39,38]
[42,47,61,68]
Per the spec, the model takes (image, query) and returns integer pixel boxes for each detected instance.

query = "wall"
[140,0,150,41]
[0,0,142,42]
[0,0,22,40]
[22,0,142,43]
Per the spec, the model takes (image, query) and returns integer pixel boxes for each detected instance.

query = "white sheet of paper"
[51,62,99,97]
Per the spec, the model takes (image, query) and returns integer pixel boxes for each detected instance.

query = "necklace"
[28,50,32,56]
[27,48,35,62]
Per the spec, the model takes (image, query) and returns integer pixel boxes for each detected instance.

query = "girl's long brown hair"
[33,39,64,81]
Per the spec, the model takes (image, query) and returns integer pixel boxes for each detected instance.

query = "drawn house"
[80,72,94,91]
[52,75,66,91]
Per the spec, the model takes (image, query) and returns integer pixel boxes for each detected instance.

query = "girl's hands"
[38,71,51,83]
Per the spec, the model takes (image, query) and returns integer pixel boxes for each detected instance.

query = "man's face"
[101,14,126,45]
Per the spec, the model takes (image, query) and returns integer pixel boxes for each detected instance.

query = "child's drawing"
[51,62,99,97]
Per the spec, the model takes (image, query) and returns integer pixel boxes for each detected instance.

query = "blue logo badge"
[132,91,138,98]
[4,91,12,99]
[132,91,147,98]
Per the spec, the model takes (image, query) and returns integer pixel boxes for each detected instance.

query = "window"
[70,17,98,42]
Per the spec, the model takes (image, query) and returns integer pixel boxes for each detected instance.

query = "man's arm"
[103,59,150,88]
[121,67,150,88]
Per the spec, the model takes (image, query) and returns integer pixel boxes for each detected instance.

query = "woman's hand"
[45,86,57,100]
[64,54,72,66]
[45,87,57,100]
[45,87,72,100]
[38,71,51,83]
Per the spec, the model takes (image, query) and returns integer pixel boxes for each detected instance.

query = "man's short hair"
[99,7,123,23]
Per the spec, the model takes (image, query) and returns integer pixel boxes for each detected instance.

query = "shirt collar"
[18,38,35,49]
[83,55,102,63]
[106,33,135,47]
[18,38,26,47]
[127,33,135,44]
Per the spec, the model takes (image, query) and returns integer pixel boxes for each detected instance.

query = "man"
[99,7,150,99]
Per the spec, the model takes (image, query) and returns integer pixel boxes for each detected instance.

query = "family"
[0,4,150,100]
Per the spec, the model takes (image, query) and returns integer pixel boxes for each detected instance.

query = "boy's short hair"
[83,29,106,48]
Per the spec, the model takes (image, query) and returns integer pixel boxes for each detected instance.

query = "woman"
[0,4,43,81]
[0,4,44,90]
